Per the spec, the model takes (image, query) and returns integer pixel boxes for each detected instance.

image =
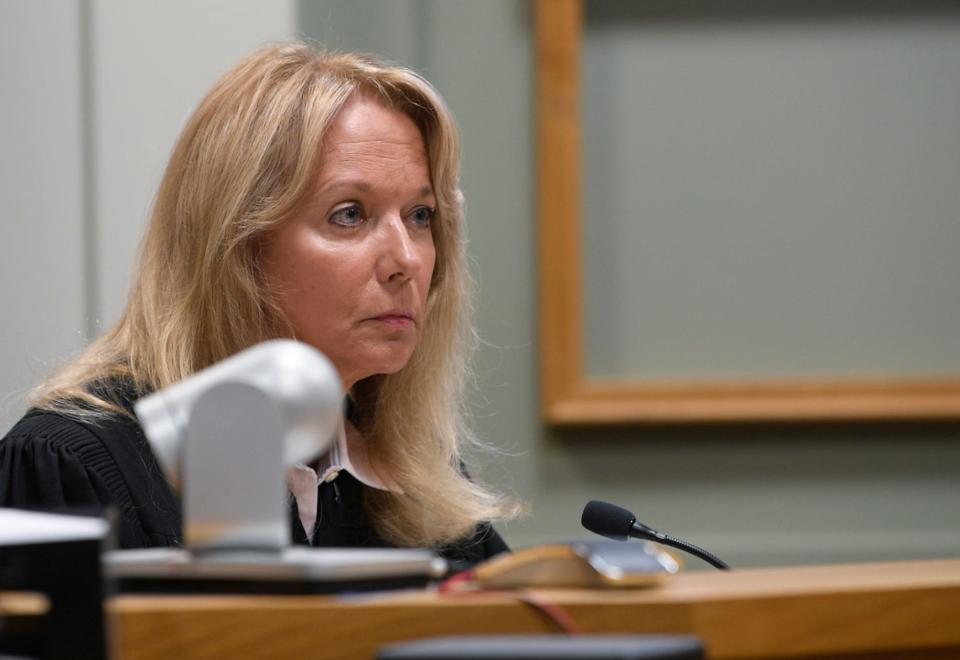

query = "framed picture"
[536,0,960,424]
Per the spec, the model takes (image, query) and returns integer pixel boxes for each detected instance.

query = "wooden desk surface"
[105,558,960,659]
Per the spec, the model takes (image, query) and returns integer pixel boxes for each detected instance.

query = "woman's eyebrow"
[316,179,373,195]
[316,180,435,199]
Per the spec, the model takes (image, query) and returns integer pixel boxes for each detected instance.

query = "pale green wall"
[581,4,960,380]
[299,0,960,568]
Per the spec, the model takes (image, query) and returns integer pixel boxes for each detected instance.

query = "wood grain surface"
[107,558,960,659]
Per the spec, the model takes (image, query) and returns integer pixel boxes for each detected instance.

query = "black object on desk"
[105,546,445,594]
[0,508,110,660]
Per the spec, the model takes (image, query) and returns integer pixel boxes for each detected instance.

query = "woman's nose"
[375,214,421,283]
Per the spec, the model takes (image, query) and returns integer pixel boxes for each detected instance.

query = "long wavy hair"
[32,43,516,548]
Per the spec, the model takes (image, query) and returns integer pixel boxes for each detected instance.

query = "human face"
[262,95,437,391]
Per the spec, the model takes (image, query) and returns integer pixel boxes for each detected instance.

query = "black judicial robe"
[0,395,508,566]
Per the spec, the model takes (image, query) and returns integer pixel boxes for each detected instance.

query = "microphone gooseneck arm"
[629,521,730,571]
[580,500,731,571]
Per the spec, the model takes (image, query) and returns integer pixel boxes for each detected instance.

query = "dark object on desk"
[105,546,446,594]
[582,500,730,571]
[0,509,110,660]
[378,635,704,659]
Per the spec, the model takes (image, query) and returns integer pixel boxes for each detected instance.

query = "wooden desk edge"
[108,558,960,660]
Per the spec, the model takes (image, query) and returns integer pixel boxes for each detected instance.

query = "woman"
[0,43,515,564]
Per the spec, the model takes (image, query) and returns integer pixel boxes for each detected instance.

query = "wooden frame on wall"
[535,0,960,425]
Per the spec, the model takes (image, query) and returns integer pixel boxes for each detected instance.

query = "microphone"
[581,500,730,570]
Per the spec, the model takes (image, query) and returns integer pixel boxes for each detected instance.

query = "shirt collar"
[286,416,403,542]
[316,418,401,492]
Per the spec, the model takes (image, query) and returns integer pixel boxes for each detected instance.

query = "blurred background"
[2,0,959,569]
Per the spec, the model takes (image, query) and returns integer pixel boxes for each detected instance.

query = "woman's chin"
[345,351,417,385]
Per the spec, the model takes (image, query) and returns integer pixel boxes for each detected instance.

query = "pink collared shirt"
[286,418,401,541]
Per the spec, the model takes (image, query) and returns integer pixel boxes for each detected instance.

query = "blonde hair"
[33,43,516,548]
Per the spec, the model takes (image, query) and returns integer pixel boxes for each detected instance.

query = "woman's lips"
[368,314,415,328]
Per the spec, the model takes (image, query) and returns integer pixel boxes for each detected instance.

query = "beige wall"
[0,0,296,432]
[1,1,87,430]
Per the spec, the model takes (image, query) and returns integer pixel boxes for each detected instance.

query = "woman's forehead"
[324,94,423,148]
[311,97,433,194]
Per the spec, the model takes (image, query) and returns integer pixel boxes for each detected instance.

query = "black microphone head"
[581,500,636,541]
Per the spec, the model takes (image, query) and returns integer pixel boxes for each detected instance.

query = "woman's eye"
[329,204,364,227]
[409,206,435,228]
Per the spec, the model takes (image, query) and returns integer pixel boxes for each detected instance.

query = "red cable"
[517,590,583,635]
[437,571,582,635]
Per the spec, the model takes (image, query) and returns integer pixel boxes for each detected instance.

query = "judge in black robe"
[0,384,508,566]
